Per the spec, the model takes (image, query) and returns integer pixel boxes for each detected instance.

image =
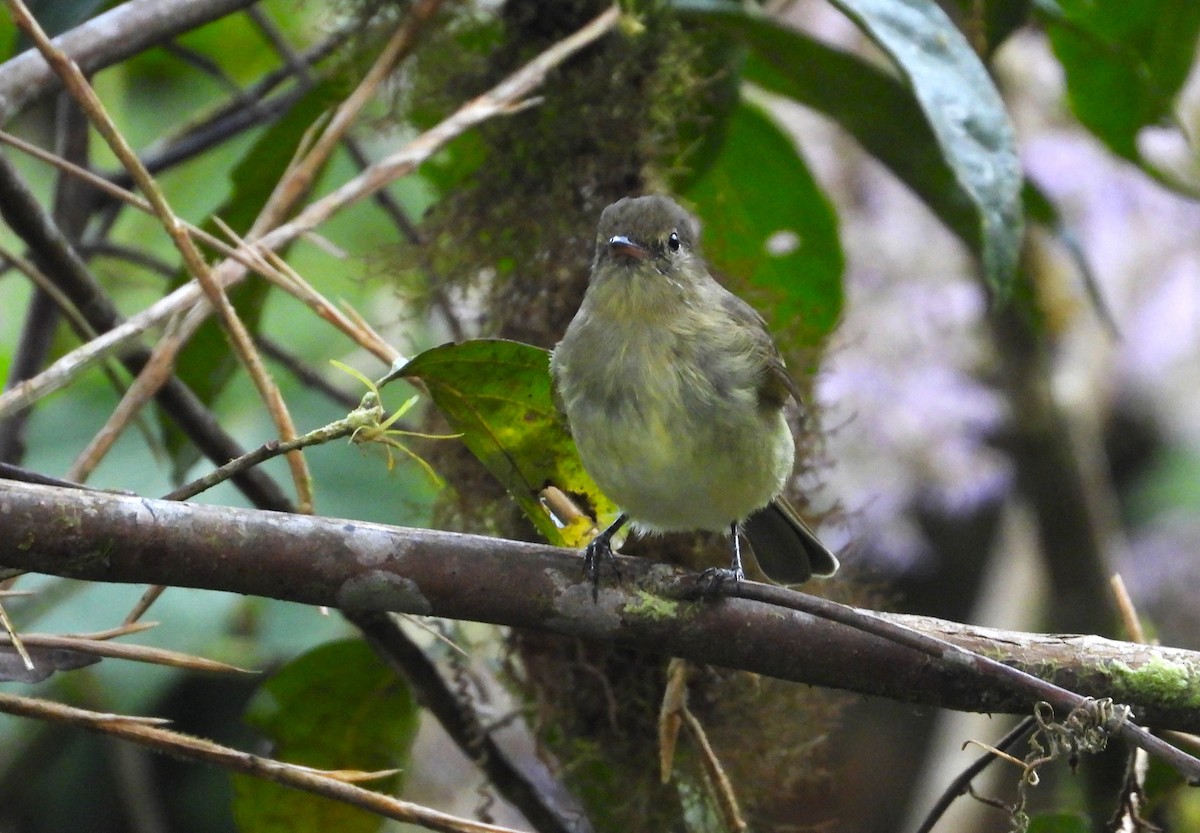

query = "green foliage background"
[0,0,1197,831]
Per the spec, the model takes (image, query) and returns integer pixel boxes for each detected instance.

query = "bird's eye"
[667,232,681,252]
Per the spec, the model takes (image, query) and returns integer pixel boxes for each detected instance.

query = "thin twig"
[257,336,360,409]
[0,0,260,121]
[136,0,448,426]
[166,399,383,503]
[8,0,312,510]
[159,40,246,99]
[127,26,354,182]
[81,240,178,278]
[250,0,446,240]
[0,631,251,674]
[246,7,310,81]
[123,393,386,624]
[0,241,98,343]
[213,221,400,364]
[658,658,746,831]
[681,709,747,833]
[0,146,289,511]
[0,98,90,463]
[0,128,282,276]
[64,312,191,482]
[913,718,1036,833]
[0,5,621,419]
[659,657,688,783]
[0,600,32,670]
[1110,573,1146,645]
[0,693,525,833]
[349,610,590,833]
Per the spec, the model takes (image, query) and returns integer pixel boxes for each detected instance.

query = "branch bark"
[1,478,1198,733]
[0,0,259,122]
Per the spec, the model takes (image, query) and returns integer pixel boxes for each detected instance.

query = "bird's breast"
[555,313,792,531]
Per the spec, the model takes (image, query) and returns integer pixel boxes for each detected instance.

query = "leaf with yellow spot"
[390,339,618,548]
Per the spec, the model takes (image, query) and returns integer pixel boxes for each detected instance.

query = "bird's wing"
[719,290,804,408]
[547,348,573,434]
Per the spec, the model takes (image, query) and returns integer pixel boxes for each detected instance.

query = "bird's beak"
[608,235,650,261]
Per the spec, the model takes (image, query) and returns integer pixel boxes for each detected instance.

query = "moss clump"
[393,1,735,346]
[1108,655,1200,710]
[624,590,681,621]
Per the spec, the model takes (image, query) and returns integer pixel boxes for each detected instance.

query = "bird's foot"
[696,566,743,599]
[584,537,622,602]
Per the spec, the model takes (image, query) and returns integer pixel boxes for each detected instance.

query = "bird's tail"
[743,498,839,584]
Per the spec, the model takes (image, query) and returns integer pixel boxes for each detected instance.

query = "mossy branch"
[2,477,1199,752]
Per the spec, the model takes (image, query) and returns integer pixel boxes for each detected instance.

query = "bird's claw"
[697,566,743,599]
[584,538,622,602]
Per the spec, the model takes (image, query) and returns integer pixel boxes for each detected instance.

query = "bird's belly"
[572,405,793,532]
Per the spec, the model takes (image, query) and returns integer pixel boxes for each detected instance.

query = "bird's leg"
[697,522,745,597]
[728,523,746,580]
[585,513,628,601]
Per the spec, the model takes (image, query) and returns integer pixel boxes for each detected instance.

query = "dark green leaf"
[1041,0,1200,167]
[685,99,843,348]
[827,0,1023,294]
[1027,813,1091,833]
[393,339,619,547]
[675,0,1024,297]
[233,639,418,833]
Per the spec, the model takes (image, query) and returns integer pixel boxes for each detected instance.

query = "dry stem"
[0,692,524,833]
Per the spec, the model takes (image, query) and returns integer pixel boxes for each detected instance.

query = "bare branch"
[1,478,1198,738]
[0,0,260,122]
[250,0,446,238]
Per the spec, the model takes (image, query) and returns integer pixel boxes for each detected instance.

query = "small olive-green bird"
[550,195,839,591]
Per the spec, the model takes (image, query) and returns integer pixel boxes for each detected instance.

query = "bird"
[550,194,838,595]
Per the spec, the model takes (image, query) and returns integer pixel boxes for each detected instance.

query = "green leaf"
[685,99,843,348]
[827,0,1023,294]
[1041,0,1200,167]
[233,639,418,833]
[674,0,1024,297]
[393,339,618,548]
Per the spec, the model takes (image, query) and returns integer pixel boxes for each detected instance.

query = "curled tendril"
[971,698,1136,831]
[1030,697,1132,766]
